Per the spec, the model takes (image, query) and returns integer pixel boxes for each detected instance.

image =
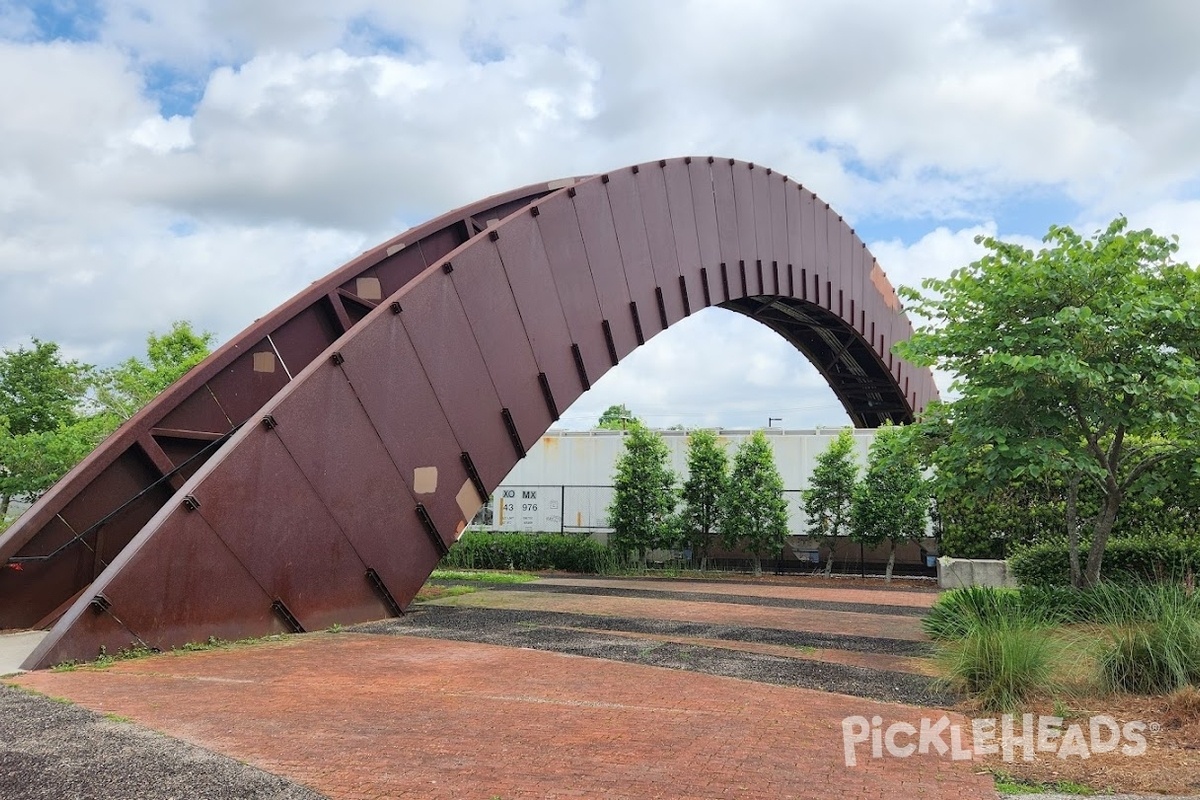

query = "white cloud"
[2,0,1199,431]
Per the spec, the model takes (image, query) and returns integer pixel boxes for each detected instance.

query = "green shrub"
[1009,537,1200,587]
[937,619,1061,711]
[441,532,623,574]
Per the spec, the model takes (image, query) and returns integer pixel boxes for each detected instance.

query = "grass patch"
[50,633,293,671]
[414,584,478,602]
[993,773,1095,795]
[430,569,538,584]
[103,712,132,723]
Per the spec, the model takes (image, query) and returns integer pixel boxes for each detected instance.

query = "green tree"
[908,402,1063,560]
[802,429,858,576]
[0,414,112,514]
[597,403,638,430]
[680,429,729,570]
[722,431,789,577]
[0,340,93,517]
[607,425,678,565]
[96,321,214,423]
[850,425,929,582]
[897,218,1200,587]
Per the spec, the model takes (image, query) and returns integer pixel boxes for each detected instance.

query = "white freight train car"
[480,428,876,535]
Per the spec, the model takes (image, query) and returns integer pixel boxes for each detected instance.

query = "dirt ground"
[967,693,1200,795]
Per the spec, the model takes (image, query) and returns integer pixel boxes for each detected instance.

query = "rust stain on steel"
[3,158,938,669]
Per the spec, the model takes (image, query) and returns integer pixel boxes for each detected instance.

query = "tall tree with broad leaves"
[96,321,214,423]
[722,431,789,577]
[802,429,859,576]
[850,424,929,583]
[607,424,679,566]
[897,217,1200,587]
[680,429,729,570]
[0,340,93,518]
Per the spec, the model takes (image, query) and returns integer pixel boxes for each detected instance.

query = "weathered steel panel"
[574,179,642,351]
[492,211,582,417]
[799,189,818,301]
[205,344,291,425]
[731,161,759,273]
[272,364,441,605]
[448,241,554,452]
[534,192,620,376]
[711,160,742,294]
[687,158,722,274]
[606,168,672,335]
[750,166,773,274]
[337,316,468,545]
[829,211,849,312]
[784,181,804,300]
[155,386,232,435]
[662,159,705,308]
[850,231,867,334]
[416,225,468,267]
[153,436,211,481]
[194,428,386,630]
[269,304,342,378]
[769,173,789,282]
[398,271,515,490]
[372,243,429,298]
[0,515,90,629]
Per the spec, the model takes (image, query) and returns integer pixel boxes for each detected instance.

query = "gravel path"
[442,579,931,617]
[0,684,326,800]
[354,605,956,706]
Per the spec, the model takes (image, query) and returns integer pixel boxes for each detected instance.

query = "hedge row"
[440,532,622,573]
[1009,536,1200,587]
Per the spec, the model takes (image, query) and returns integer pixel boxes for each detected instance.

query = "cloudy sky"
[2,0,1199,431]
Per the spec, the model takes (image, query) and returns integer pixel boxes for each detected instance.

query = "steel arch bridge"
[1,157,937,670]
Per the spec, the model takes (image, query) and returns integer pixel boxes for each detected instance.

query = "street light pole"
[767,417,782,428]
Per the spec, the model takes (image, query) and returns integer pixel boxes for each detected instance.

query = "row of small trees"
[802,427,928,580]
[0,321,212,523]
[606,421,930,579]
[607,426,788,576]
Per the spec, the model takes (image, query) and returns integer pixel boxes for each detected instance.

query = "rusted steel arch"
[4,157,937,670]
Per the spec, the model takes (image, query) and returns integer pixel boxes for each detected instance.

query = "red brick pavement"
[12,634,992,800]
[432,590,929,641]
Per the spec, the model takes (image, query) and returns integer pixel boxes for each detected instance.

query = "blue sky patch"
[142,61,206,118]
[28,0,101,42]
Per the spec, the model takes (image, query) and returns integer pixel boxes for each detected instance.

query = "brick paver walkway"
[13,633,991,799]
[431,590,929,641]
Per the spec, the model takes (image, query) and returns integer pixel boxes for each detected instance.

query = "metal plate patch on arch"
[0,157,938,669]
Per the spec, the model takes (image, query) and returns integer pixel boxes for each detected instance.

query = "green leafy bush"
[441,532,623,574]
[1009,537,1200,587]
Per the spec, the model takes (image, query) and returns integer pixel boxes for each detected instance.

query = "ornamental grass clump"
[936,616,1061,711]
[923,586,1055,641]
[1092,582,1200,694]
